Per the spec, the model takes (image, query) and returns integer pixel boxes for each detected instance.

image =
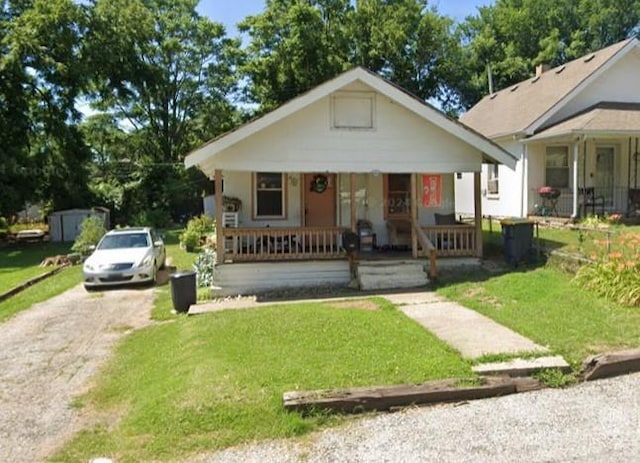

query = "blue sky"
[197,1,494,36]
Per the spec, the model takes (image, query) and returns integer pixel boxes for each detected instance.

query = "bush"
[72,216,107,255]
[193,248,215,287]
[573,231,640,306]
[0,216,8,230]
[180,215,216,252]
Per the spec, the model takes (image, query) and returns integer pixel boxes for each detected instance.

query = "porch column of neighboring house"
[411,173,418,258]
[571,141,580,219]
[214,169,224,263]
[474,172,483,258]
[350,173,357,232]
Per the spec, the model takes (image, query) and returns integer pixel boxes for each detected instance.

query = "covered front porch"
[525,103,640,218]
[213,170,484,280]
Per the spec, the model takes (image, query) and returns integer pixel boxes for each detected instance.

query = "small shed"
[48,208,110,242]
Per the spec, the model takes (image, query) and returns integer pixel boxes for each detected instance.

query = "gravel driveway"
[0,283,154,463]
[199,373,640,463]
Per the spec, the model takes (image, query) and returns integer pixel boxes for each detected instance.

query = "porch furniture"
[222,212,239,253]
[538,186,560,216]
[434,213,461,226]
[357,219,375,252]
[629,189,640,215]
[578,187,605,216]
[386,219,411,249]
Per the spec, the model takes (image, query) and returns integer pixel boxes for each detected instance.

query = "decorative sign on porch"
[422,174,442,207]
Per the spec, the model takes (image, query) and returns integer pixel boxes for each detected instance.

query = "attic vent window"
[510,85,519,92]
[584,53,596,62]
[555,65,566,74]
[331,92,376,130]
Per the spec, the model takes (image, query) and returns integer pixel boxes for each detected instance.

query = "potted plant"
[223,196,242,212]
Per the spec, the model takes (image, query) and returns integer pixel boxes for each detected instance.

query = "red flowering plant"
[573,231,640,306]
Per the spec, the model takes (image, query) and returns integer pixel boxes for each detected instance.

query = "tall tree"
[240,0,462,112]
[456,0,640,109]
[0,0,90,216]
[84,0,242,224]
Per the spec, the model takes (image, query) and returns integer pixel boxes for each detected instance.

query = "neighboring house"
[457,38,640,219]
[185,67,516,294]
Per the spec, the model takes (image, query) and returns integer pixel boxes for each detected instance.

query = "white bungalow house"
[456,38,640,220]
[184,67,516,294]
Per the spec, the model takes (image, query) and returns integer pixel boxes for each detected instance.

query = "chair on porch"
[386,219,412,250]
[578,187,605,216]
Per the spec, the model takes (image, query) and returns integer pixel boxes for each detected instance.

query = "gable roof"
[460,38,639,139]
[185,67,517,171]
[526,102,640,141]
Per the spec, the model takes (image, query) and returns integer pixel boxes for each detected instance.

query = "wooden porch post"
[214,169,224,263]
[350,173,357,232]
[411,173,418,258]
[571,141,579,219]
[474,172,483,258]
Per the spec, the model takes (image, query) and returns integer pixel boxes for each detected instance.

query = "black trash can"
[342,231,359,253]
[170,271,197,313]
[500,219,534,266]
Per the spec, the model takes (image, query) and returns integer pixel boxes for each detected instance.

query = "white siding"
[203,84,483,174]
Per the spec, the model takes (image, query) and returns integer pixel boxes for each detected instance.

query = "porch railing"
[531,186,640,217]
[222,227,348,262]
[412,220,438,279]
[421,225,477,257]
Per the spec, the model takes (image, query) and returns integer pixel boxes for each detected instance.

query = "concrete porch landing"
[386,292,549,360]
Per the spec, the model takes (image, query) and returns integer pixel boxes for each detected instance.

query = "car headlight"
[83,261,95,271]
[139,255,153,267]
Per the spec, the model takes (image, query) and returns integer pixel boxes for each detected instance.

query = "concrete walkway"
[385,292,549,360]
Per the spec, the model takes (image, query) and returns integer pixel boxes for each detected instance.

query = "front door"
[304,173,336,227]
[595,146,615,208]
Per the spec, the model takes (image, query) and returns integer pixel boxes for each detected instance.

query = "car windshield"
[97,233,149,250]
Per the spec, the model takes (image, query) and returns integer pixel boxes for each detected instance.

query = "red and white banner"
[422,174,442,207]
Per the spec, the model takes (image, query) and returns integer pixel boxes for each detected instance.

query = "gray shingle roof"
[527,102,640,140]
[460,39,636,139]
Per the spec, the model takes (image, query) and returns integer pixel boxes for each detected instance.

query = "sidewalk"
[386,292,548,360]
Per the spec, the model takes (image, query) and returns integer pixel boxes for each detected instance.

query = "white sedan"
[83,227,166,290]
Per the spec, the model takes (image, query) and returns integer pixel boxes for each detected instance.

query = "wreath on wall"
[310,174,329,193]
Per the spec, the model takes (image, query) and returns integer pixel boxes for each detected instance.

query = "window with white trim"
[254,172,285,218]
[487,164,499,195]
[545,146,569,188]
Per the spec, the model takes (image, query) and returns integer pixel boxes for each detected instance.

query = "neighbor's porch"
[525,114,640,218]
[213,169,484,277]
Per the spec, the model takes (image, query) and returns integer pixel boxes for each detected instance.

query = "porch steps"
[357,260,428,291]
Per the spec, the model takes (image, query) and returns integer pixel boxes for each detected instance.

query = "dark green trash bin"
[500,219,534,266]
[170,271,197,313]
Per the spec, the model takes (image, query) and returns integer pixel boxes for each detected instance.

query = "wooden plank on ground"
[582,348,640,381]
[283,376,528,414]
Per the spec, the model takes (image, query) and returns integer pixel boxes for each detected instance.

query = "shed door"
[304,174,336,227]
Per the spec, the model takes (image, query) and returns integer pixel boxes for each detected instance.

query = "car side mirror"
[153,240,163,247]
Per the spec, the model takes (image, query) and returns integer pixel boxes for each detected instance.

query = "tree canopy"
[1,0,639,223]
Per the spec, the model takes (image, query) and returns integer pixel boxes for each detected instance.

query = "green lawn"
[436,266,640,367]
[53,298,471,462]
[0,266,82,323]
[0,242,74,294]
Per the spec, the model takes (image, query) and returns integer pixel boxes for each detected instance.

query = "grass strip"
[0,266,82,323]
[54,299,471,462]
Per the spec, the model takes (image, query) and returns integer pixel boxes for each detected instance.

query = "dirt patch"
[0,283,154,463]
[328,300,380,311]
[462,286,503,310]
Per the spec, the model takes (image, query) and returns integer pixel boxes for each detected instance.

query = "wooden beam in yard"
[350,173,356,232]
[283,376,540,414]
[214,169,224,263]
[411,173,418,258]
[474,172,483,258]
